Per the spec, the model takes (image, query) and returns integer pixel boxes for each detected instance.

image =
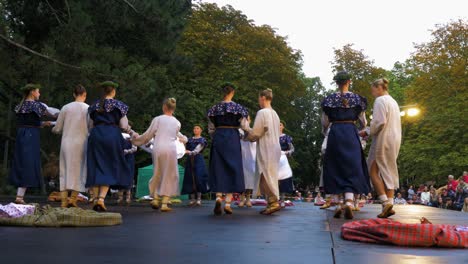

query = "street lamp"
[406,108,421,117]
[400,105,421,118]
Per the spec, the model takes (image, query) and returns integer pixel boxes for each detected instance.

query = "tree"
[331,44,386,105]
[398,19,467,184]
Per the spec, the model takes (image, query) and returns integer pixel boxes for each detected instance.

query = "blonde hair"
[259,88,273,100]
[163,97,177,111]
[372,78,390,90]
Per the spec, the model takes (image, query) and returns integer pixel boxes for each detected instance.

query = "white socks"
[17,187,26,197]
[225,193,233,207]
[379,195,394,205]
[344,192,354,206]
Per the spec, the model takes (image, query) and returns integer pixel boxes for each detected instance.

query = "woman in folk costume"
[238,116,256,208]
[52,85,89,208]
[278,121,295,205]
[9,84,53,204]
[242,89,282,215]
[360,78,401,218]
[181,124,210,207]
[115,134,137,205]
[132,98,188,212]
[86,81,135,212]
[321,71,370,220]
[207,83,249,215]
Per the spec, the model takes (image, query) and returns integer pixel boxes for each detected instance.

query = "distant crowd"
[291,171,468,213]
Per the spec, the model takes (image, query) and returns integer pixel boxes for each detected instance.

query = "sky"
[203,0,467,88]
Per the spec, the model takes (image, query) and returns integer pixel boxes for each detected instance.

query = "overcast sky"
[203,0,467,88]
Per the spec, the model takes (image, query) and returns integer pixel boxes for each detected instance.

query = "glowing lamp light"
[400,111,406,117]
[407,108,421,117]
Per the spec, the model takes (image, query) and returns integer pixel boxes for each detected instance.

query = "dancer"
[278,121,295,206]
[360,78,401,218]
[132,98,188,212]
[242,89,282,215]
[181,124,209,207]
[52,85,89,208]
[321,71,370,219]
[238,116,257,208]
[116,133,137,205]
[207,83,248,215]
[86,81,135,212]
[9,84,53,204]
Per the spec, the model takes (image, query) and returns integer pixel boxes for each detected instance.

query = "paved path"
[0,199,466,264]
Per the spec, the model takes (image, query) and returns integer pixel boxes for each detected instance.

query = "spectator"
[454,184,468,210]
[417,184,425,196]
[437,197,444,209]
[444,198,456,210]
[447,175,458,197]
[429,189,438,207]
[314,193,325,204]
[408,185,415,200]
[440,189,450,202]
[462,197,468,213]
[294,191,303,202]
[463,171,468,184]
[420,186,430,205]
[408,195,421,205]
[394,193,407,205]
[305,191,313,203]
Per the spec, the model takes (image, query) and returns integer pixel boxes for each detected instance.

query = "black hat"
[99,81,119,88]
[21,83,41,93]
[333,71,352,82]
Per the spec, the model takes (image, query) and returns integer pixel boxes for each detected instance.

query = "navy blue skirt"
[279,177,295,194]
[209,128,245,193]
[86,125,127,187]
[182,155,209,194]
[112,153,134,190]
[9,128,42,188]
[322,123,370,194]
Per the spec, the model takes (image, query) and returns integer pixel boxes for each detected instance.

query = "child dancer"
[132,98,187,212]
[278,121,295,206]
[238,116,257,208]
[181,125,209,206]
[116,134,137,205]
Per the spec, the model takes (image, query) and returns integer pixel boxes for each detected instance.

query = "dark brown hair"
[259,88,273,100]
[73,84,86,96]
[221,83,236,97]
[98,85,116,113]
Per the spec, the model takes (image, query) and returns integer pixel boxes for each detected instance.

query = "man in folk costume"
[360,78,402,218]
[242,89,282,215]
